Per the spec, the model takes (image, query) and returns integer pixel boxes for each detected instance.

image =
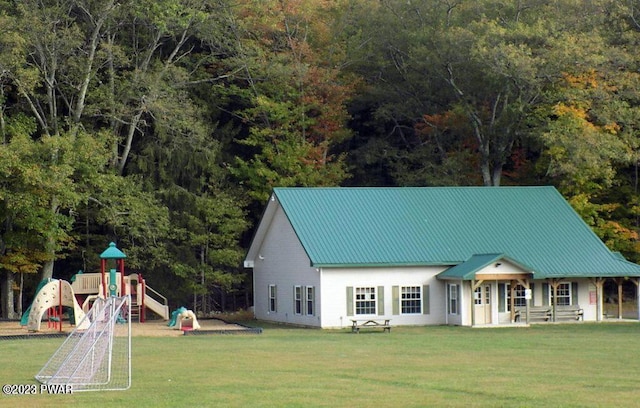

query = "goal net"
[35,296,132,392]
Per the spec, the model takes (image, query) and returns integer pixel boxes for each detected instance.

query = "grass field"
[1,321,639,407]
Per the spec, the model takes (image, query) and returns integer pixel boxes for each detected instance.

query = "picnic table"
[351,319,391,333]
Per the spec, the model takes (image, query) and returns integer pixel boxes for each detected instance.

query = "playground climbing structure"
[25,279,91,332]
[71,243,169,322]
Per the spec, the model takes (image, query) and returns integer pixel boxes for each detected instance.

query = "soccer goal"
[35,295,132,392]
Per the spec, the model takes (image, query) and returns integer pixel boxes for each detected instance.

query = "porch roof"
[438,253,535,280]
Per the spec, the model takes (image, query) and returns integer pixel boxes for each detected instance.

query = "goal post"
[35,295,132,392]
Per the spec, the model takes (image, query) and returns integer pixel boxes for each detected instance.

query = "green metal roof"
[270,186,640,278]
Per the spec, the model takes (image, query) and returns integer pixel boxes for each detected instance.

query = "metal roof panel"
[271,186,640,278]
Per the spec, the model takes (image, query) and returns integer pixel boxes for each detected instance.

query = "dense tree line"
[1,0,640,317]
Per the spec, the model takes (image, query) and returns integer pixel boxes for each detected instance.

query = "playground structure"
[24,279,91,332]
[23,242,169,332]
[168,306,201,331]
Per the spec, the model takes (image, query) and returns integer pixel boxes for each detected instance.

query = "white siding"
[576,279,596,321]
[319,266,447,328]
[252,205,321,326]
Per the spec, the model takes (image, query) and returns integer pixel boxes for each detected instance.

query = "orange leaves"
[415,111,467,137]
[552,100,621,135]
[553,102,589,120]
[603,122,622,135]
[562,70,599,89]
[561,69,619,92]
[0,248,50,274]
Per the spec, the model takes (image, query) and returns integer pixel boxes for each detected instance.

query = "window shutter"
[542,283,549,306]
[392,286,399,315]
[346,287,354,316]
[377,286,385,315]
[571,282,578,305]
[422,285,430,315]
[498,284,505,313]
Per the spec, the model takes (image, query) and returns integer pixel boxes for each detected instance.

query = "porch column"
[633,278,640,321]
[614,278,624,319]
[509,280,516,323]
[549,279,560,322]
[590,278,604,322]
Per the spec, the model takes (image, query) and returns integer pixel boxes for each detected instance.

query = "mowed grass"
[1,322,639,407]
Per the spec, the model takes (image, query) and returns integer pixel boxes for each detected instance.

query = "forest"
[2,0,640,318]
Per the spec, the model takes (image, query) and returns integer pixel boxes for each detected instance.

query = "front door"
[474,284,492,325]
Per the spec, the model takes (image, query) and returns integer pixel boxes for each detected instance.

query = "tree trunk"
[0,86,6,144]
[40,230,57,281]
[40,196,59,281]
[200,245,206,314]
[17,272,23,318]
[491,162,503,187]
[40,260,54,282]
[1,270,16,319]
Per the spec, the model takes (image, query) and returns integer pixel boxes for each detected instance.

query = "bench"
[514,306,551,322]
[351,319,391,333]
[554,305,584,321]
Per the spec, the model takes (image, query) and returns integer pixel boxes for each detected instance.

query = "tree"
[0,0,261,314]
[230,0,354,203]
[534,0,640,261]
[340,0,601,186]
[0,123,114,316]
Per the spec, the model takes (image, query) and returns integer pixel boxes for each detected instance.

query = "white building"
[244,187,640,328]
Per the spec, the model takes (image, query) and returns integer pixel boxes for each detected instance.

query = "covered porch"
[438,253,640,327]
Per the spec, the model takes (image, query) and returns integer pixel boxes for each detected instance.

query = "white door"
[474,284,492,325]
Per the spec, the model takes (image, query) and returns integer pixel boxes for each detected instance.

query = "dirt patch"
[0,318,250,338]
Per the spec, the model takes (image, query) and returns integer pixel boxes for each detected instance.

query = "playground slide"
[26,280,90,332]
[168,307,200,330]
[143,291,170,320]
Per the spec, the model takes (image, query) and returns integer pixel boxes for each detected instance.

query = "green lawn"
[1,322,639,407]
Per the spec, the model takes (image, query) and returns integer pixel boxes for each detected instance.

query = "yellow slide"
[26,279,90,332]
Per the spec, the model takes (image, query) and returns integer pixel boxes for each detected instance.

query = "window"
[448,284,459,315]
[401,286,421,314]
[268,285,277,312]
[474,285,490,305]
[294,286,302,315]
[306,286,315,315]
[506,284,527,311]
[474,287,482,305]
[355,287,376,315]
[550,282,571,306]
